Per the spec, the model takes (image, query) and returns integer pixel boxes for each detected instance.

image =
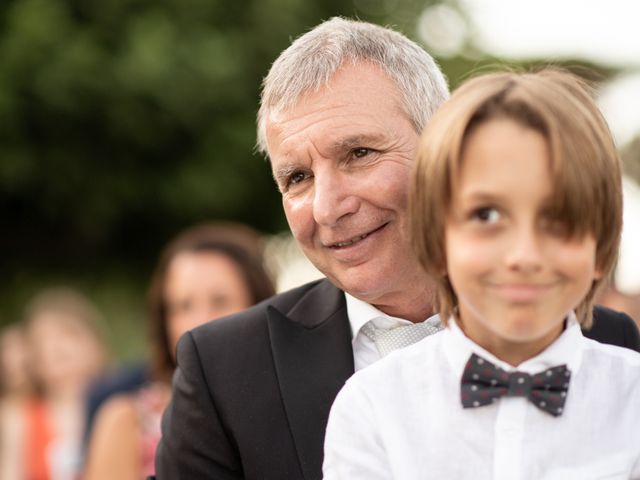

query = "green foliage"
[0,0,431,354]
[0,0,359,276]
[622,135,640,184]
[6,0,616,357]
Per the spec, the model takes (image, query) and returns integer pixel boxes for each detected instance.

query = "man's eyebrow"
[329,133,387,154]
[271,133,388,184]
[273,164,298,183]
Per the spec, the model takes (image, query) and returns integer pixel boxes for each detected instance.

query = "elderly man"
[156,17,639,480]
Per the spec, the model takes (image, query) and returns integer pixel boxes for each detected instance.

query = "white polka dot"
[517,377,525,384]
[473,401,480,407]
[477,358,484,365]
[546,371,552,377]
[472,373,479,380]
[560,391,567,397]
[539,401,546,407]
[471,385,478,391]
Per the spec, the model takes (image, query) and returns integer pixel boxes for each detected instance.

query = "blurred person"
[82,361,149,451]
[0,324,32,480]
[0,323,31,400]
[6,288,109,480]
[156,17,640,480]
[599,283,640,328]
[83,222,275,480]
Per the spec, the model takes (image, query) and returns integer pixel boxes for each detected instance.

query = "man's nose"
[312,170,359,226]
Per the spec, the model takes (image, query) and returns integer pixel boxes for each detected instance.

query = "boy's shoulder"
[580,336,640,386]
[582,335,640,364]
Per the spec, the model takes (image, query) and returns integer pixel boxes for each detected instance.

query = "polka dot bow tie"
[460,353,571,417]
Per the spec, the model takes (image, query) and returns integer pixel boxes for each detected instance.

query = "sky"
[419,0,640,292]
[419,0,640,148]
[461,0,640,149]
[461,0,640,68]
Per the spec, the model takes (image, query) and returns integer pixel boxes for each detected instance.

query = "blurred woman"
[84,222,275,480]
[1,289,109,480]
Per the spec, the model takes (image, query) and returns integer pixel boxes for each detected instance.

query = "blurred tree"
[1,0,620,352]
[622,135,640,184]
[0,0,443,274]
[0,0,439,344]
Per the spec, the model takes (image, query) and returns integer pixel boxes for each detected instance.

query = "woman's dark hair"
[147,222,276,382]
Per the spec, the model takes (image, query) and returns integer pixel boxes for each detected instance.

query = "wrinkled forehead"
[261,61,410,156]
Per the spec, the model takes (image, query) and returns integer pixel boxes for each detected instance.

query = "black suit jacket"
[156,279,640,480]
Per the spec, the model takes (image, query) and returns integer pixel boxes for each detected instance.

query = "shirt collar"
[443,311,586,378]
[345,292,418,338]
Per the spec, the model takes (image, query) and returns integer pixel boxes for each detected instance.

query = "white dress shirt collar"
[444,311,585,379]
[345,292,436,371]
[345,292,417,336]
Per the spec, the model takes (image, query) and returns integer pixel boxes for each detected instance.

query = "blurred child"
[3,288,109,480]
[0,324,31,401]
[0,324,32,480]
[323,69,640,479]
[84,222,275,480]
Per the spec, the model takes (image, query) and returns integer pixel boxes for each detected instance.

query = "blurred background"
[1,0,639,360]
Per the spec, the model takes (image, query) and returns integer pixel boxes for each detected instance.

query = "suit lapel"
[267,280,354,480]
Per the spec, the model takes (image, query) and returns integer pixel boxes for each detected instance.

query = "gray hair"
[256,17,449,156]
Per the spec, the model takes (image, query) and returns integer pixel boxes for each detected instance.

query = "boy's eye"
[471,207,501,224]
[540,212,570,237]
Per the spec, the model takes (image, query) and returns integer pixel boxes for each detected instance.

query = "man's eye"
[288,171,307,186]
[471,207,500,224]
[352,148,371,158]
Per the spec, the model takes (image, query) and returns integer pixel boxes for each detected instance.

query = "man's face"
[265,62,425,309]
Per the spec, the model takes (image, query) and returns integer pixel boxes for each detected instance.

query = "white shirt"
[346,293,434,371]
[324,314,640,480]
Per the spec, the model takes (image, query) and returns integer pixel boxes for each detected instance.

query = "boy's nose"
[505,226,544,273]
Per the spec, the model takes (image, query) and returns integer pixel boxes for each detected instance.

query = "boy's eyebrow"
[458,190,502,202]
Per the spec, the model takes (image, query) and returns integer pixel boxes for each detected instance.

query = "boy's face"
[445,119,601,366]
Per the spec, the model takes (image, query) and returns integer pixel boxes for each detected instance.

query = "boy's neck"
[456,315,566,367]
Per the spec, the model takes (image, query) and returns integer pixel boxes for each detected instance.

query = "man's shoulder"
[584,305,640,352]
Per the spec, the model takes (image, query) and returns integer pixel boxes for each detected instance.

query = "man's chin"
[328,272,390,302]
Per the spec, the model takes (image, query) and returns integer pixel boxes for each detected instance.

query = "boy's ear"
[593,263,604,281]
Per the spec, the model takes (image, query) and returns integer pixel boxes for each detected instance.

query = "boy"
[322,70,640,479]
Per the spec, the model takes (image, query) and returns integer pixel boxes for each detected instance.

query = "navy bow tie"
[460,353,571,417]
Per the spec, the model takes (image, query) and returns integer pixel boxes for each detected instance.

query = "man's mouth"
[328,224,387,249]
